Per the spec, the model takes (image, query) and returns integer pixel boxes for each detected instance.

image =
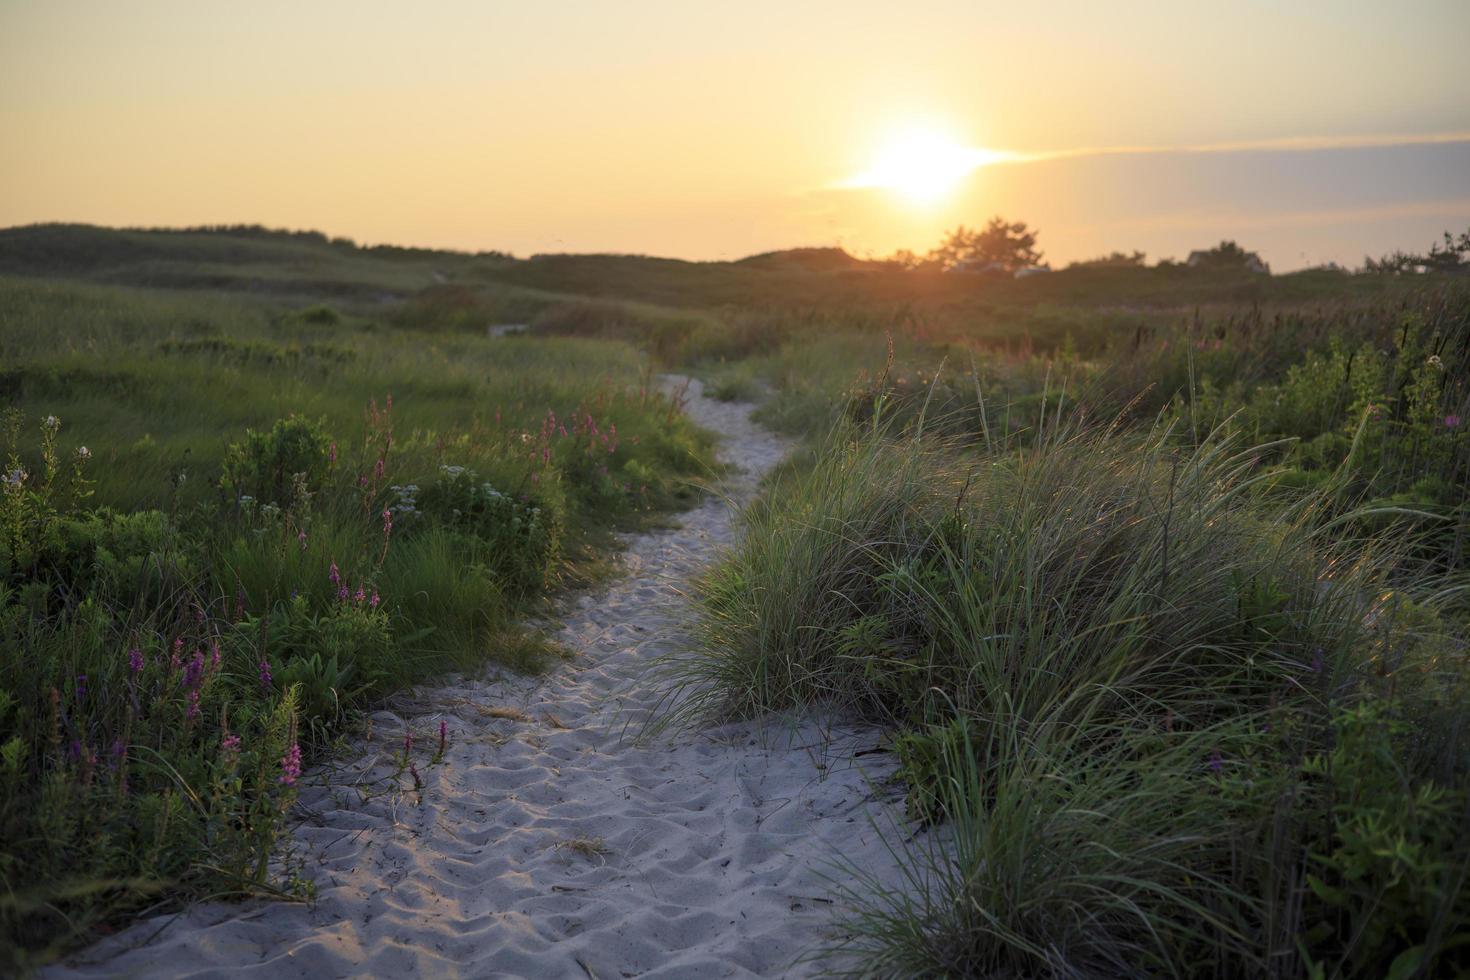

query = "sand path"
[50,379,904,979]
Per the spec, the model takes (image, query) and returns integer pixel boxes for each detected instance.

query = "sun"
[842,127,1013,204]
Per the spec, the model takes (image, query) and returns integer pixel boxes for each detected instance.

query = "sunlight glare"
[842,127,1015,204]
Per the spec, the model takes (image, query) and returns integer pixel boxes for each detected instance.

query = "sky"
[2,0,1468,269]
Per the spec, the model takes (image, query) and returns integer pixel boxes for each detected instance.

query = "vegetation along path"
[49,378,905,979]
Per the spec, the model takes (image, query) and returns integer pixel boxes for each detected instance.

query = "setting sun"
[841,128,1016,204]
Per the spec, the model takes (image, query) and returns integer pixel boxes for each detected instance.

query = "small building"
[1013,264,1052,279]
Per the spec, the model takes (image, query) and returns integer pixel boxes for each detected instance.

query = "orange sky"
[3,1,1468,268]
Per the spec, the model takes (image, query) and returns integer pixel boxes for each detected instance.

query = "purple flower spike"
[128,648,145,674]
[279,743,302,785]
[258,659,273,693]
[1208,750,1224,775]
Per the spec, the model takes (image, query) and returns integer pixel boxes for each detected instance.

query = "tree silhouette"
[930,217,1043,272]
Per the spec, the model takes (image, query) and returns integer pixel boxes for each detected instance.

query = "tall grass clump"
[689,404,1469,977]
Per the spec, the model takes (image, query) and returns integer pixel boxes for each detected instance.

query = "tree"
[929,217,1043,272]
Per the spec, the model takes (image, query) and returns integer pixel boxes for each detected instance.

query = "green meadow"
[2,222,1468,976]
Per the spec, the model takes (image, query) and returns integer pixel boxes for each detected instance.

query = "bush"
[220,414,333,509]
[415,466,560,594]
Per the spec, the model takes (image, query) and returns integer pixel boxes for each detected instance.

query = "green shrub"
[415,466,560,594]
[221,414,333,509]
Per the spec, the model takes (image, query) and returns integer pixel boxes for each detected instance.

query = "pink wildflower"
[329,561,340,585]
[258,659,273,692]
[128,648,144,675]
[187,688,201,722]
[382,508,393,538]
[1446,414,1462,429]
[328,441,338,464]
[298,529,308,550]
[279,743,302,785]
[370,590,381,608]
[355,585,367,604]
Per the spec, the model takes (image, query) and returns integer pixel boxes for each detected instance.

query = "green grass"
[0,272,715,968]
[3,222,1467,976]
[681,409,1468,977]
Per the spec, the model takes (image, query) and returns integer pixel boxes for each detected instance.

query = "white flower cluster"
[388,483,421,513]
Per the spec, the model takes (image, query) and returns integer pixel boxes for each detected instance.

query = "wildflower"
[1446,414,1462,429]
[329,561,340,585]
[355,585,367,604]
[258,659,273,692]
[43,415,60,432]
[1208,750,1224,775]
[183,651,205,690]
[221,733,242,761]
[382,507,393,538]
[370,590,381,608]
[76,446,91,461]
[187,688,201,722]
[328,441,338,464]
[403,730,414,755]
[75,674,87,701]
[409,760,423,792]
[337,584,350,601]
[2,467,26,488]
[1427,354,1443,369]
[170,636,184,673]
[298,529,308,550]
[374,458,385,480]
[279,743,302,785]
[128,648,145,674]
[437,719,448,758]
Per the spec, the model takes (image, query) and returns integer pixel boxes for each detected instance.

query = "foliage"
[0,269,715,967]
[929,216,1044,272]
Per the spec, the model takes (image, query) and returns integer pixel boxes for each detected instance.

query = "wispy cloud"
[824,130,1470,198]
[1012,130,1470,165]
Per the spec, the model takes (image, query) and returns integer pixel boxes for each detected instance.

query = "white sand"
[48,379,907,979]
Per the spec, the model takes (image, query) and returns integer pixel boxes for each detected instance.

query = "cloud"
[1013,131,1470,165]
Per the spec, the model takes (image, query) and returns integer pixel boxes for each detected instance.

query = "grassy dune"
[680,286,1470,976]
[2,223,1466,975]
[0,261,714,966]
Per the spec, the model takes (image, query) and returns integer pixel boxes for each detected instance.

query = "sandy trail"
[49,379,905,979]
